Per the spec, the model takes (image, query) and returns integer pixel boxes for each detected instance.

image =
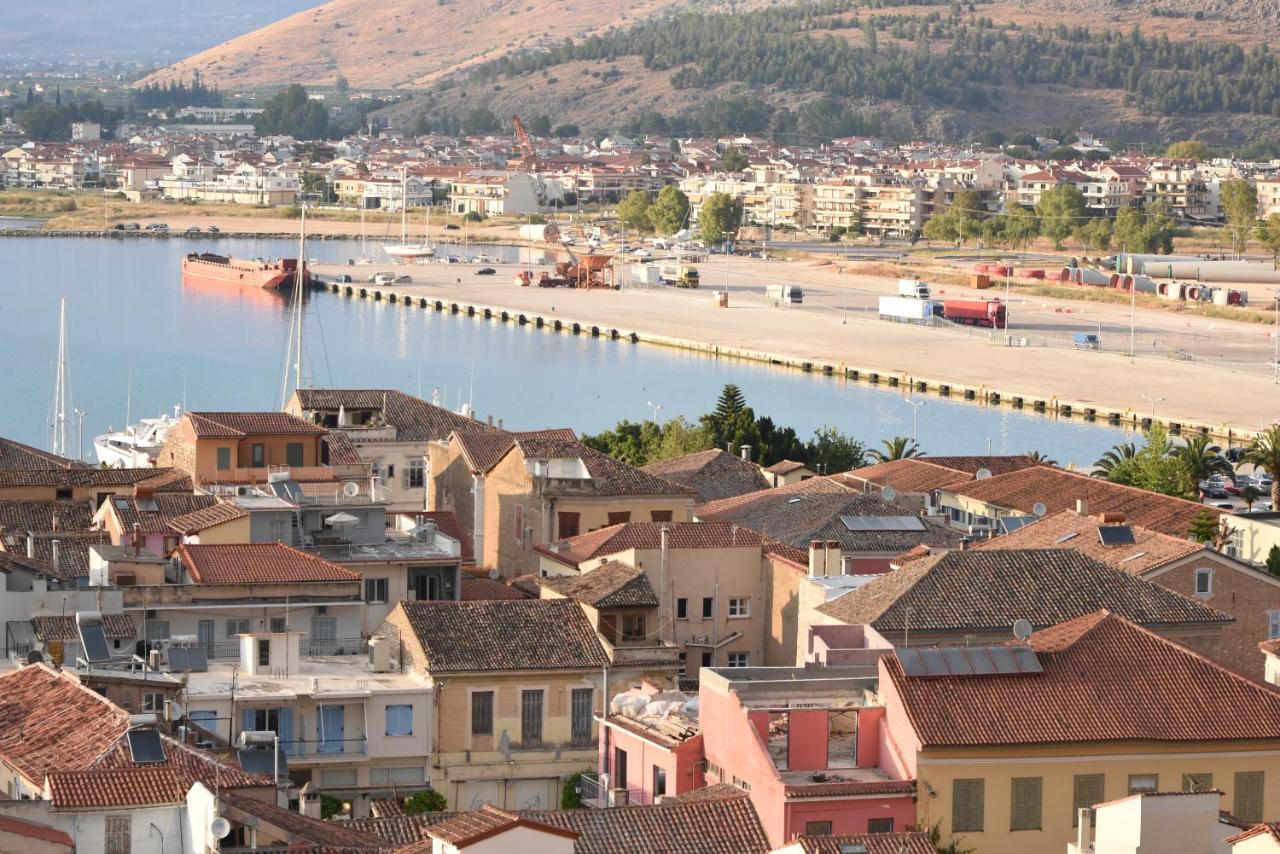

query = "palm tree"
[1025,450,1058,466]
[1174,435,1234,490]
[1243,485,1260,511]
[870,436,922,462]
[1093,442,1137,476]
[1245,425,1280,509]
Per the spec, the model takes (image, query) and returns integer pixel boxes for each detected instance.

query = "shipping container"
[943,299,1006,328]
[879,296,939,324]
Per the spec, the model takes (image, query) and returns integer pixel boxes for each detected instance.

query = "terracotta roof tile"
[818,549,1230,632]
[397,599,609,673]
[886,611,1280,747]
[31,614,135,642]
[322,432,365,466]
[0,467,189,490]
[794,833,935,854]
[0,814,75,847]
[641,449,768,503]
[295,389,500,443]
[0,664,127,782]
[944,467,1219,536]
[763,459,810,475]
[0,500,93,534]
[108,492,222,535]
[47,765,187,808]
[841,458,975,493]
[187,411,327,438]
[920,455,1043,476]
[537,521,769,567]
[179,543,360,585]
[167,501,248,535]
[975,509,1206,575]
[0,437,86,471]
[427,805,578,846]
[538,561,659,608]
[460,577,532,600]
[219,790,379,848]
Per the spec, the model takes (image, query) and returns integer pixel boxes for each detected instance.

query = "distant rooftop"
[700,665,878,709]
[182,654,428,700]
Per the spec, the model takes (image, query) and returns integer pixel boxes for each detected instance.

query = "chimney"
[51,513,58,533]
[51,539,60,571]
[132,522,142,557]
[1075,807,1092,853]
[1098,512,1126,525]
[740,444,752,462]
[133,484,154,500]
[487,414,494,426]
[497,418,504,430]
[26,531,34,559]
[725,441,733,454]
[959,535,971,551]
[299,782,321,819]
[1075,498,1089,516]
[826,540,840,576]
[808,540,825,578]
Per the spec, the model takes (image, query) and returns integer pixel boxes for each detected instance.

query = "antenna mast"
[50,297,69,456]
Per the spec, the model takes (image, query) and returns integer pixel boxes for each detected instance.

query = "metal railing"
[184,636,367,661]
[280,736,367,758]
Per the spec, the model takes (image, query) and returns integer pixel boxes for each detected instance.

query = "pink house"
[597,682,704,805]
[697,665,916,847]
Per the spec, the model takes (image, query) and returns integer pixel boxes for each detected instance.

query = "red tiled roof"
[0,437,86,471]
[794,834,934,854]
[31,613,136,642]
[841,458,974,493]
[178,543,359,585]
[461,577,532,600]
[427,805,578,847]
[537,561,659,608]
[944,467,1218,536]
[886,611,1280,747]
[537,521,768,567]
[640,449,768,503]
[0,814,74,847]
[187,411,327,438]
[167,501,248,535]
[47,765,187,808]
[294,389,500,443]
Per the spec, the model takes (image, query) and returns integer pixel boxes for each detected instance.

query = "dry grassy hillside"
[137,0,682,90]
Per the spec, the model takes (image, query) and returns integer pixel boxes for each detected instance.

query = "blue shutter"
[278,708,295,755]
[241,708,255,740]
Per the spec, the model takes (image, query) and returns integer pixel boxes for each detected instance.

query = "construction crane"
[512,114,537,170]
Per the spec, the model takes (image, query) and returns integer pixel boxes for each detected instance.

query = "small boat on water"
[94,406,181,468]
[383,168,435,261]
[181,252,299,290]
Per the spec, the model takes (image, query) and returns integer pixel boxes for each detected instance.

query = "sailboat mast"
[51,297,68,456]
[294,204,306,396]
[401,167,408,244]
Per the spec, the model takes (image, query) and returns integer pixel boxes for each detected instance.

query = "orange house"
[155,412,337,485]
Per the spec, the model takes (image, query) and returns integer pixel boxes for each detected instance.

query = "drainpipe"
[472,473,485,569]
[660,527,669,644]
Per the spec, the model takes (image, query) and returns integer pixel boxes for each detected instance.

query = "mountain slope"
[137,0,685,90]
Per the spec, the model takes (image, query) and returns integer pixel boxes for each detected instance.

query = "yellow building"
[879,611,1280,854]
[382,598,610,811]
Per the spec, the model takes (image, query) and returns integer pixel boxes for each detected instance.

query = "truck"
[898,278,931,299]
[942,299,1006,328]
[766,284,804,304]
[630,264,663,286]
[659,262,700,288]
[879,295,939,324]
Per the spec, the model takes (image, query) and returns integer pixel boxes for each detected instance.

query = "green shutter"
[1073,774,1105,826]
[1011,777,1043,830]
[1235,771,1265,823]
[1182,773,1213,792]
[952,778,985,833]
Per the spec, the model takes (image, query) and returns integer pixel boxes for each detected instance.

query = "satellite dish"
[975,467,993,480]
[342,481,360,498]
[1012,619,1034,641]
[487,568,501,580]
[210,817,231,840]
[1032,501,1048,518]
[881,486,897,503]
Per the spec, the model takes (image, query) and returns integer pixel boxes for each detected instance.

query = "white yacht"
[93,406,181,468]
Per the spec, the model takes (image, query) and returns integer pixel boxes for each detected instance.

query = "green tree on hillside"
[648,186,690,235]
[1165,140,1209,160]
[254,84,330,139]
[699,193,744,244]
[862,17,878,53]
[719,146,749,173]
[617,190,653,233]
[1075,216,1112,252]
[1035,186,1087,250]
[1256,213,1280,264]
[1220,178,1258,250]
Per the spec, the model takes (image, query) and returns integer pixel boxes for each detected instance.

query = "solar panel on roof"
[918,648,948,676]
[987,646,1016,673]
[237,747,288,777]
[78,621,111,663]
[941,647,974,675]
[895,648,926,676]
[167,648,188,672]
[127,729,166,764]
[1098,525,1136,546]
[999,516,1035,534]
[269,480,303,502]
[840,515,926,532]
[185,648,208,672]
[967,647,997,675]
[1009,644,1044,673]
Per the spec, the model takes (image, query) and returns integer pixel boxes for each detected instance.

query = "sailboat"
[49,297,69,458]
[279,205,309,409]
[383,168,435,261]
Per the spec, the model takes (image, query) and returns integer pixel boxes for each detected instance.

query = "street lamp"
[903,397,926,442]
[646,400,663,425]
[1140,393,1164,425]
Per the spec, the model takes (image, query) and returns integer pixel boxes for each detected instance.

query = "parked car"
[334,274,353,283]
[444,223,461,231]
[1072,333,1101,350]
[1201,485,1229,500]
[184,226,200,237]
[475,267,496,276]
[121,222,141,231]
[145,223,169,232]
[392,274,411,283]
[368,271,394,283]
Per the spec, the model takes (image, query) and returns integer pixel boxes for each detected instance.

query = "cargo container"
[879,296,939,324]
[630,264,662,286]
[970,273,992,289]
[898,278,931,298]
[767,284,804,304]
[943,299,1006,328]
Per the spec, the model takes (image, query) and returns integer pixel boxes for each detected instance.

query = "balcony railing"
[182,636,368,660]
[281,736,367,758]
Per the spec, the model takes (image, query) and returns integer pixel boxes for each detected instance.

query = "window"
[1269,611,1280,640]
[216,447,231,471]
[867,818,895,834]
[1073,774,1105,826]
[226,618,250,638]
[268,518,286,542]
[676,598,688,619]
[701,652,712,667]
[320,768,356,787]
[1235,771,1265,823]
[571,688,593,745]
[728,652,749,668]
[365,578,389,604]
[521,689,544,748]
[144,621,169,642]
[1183,773,1214,792]
[407,458,425,488]
[385,704,413,737]
[558,511,580,539]
[952,779,984,832]
[514,504,525,545]
[702,597,714,619]
[270,617,287,633]
[251,443,265,467]
[678,652,687,675]
[607,511,631,525]
[1194,568,1212,596]
[105,815,131,854]
[621,614,646,642]
[653,765,667,798]
[286,442,304,467]
[142,692,164,713]
[257,638,270,666]
[385,464,395,478]
[310,615,337,654]
[804,821,832,836]
[651,510,673,522]
[1128,774,1158,795]
[614,747,628,788]
[471,691,494,736]
[1010,777,1043,831]
[727,597,750,618]
[371,766,426,785]
[55,487,72,501]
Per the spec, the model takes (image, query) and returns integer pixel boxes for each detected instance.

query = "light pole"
[904,397,926,442]
[646,400,663,425]
[1272,288,1279,384]
[842,244,848,324]
[1141,393,1164,425]
[74,409,86,462]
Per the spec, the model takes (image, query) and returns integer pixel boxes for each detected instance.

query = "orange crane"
[512,114,537,170]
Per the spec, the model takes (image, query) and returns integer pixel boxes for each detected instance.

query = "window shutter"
[1011,777,1042,830]
[952,778,985,833]
[1182,773,1213,792]
[1235,771,1265,823]
[1073,774,1105,826]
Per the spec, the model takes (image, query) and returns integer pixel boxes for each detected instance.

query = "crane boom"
[512,114,537,169]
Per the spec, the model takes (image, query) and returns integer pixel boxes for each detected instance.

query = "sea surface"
[0,234,1132,467]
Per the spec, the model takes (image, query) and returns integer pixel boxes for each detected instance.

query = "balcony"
[600,636,684,669]
[280,736,368,759]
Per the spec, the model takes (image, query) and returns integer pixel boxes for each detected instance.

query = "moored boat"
[181,252,297,289]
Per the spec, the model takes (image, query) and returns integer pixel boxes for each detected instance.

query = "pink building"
[596,682,704,806]
[697,665,916,847]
